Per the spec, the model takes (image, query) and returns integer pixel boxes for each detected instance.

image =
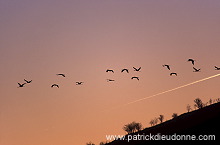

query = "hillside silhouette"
[107,102,220,145]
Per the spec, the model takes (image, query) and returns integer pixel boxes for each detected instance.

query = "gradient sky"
[1,0,220,145]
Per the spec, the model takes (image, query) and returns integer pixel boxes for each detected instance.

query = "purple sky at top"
[1,0,220,145]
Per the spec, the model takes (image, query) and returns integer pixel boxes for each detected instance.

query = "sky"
[1,0,220,145]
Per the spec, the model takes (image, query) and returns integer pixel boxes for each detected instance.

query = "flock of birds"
[17,58,220,88]
[163,58,201,76]
[106,66,141,81]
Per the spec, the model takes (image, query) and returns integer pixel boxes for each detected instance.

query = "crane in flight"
[51,84,59,88]
[56,74,65,77]
[17,82,26,88]
[193,67,201,72]
[170,73,177,76]
[131,76,139,80]
[107,79,115,82]
[133,67,141,72]
[162,64,170,70]
[214,66,220,70]
[24,79,32,83]
[121,68,129,73]
[76,82,83,85]
[106,69,114,73]
[188,59,195,65]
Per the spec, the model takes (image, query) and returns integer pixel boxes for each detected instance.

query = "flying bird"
[24,79,32,83]
[133,67,141,72]
[76,82,83,85]
[170,73,177,76]
[56,74,65,77]
[121,68,129,73]
[193,67,201,72]
[131,76,139,80]
[17,82,26,88]
[214,66,220,70]
[51,84,59,88]
[188,59,195,65]
[106,69,114,73]
[162,64,170,70]
[107,79,115,82]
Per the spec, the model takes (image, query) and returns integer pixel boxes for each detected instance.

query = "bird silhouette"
[51,84,59,88]
[188,59,195,65]
[121,69,129,73]
[131,76,139,80]
[133,67,141,72]
[24,79,32,83]
[76,82,83,85]
[56,74,65,77]
[214,66,220,70]
[170,73,177,76]
[107,79,115,82]
[17,82,26,88]
[106,69,114,73]
[162,64,170,70]
[193,67,201,72]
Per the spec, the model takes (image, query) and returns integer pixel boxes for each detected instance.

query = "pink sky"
[1,0,220,145]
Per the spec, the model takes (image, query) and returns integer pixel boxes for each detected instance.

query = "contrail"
[104,73,220,112]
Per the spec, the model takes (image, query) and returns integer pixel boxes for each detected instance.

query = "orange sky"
[1,0,220,145]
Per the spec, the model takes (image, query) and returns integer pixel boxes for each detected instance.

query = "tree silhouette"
[123,123,133,134]
[134,122,142,131]
[99,141,108,145]
[149,118,158,126]
[154,117,158,125]
[194,98,204,109]
[123,121,142,134]
[172,113,178,118]
[158,115,164,123]
[186,104,191,112]
[209,99,213,105]
[149,119,154,126]
[86,142,95,145]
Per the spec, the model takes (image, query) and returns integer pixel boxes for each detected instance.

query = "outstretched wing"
[131,77,139,80]
[163,65,170,70]
[107,79,115,82]
[122,69,129,73]
[193,67,198,71]
[57,74,65,77]
[170,73,177,76]
[76,82,83,85]
[188,59,195,65]
[106,69,114,73]
[133,67,141,71]
[51,84,59,88]
[133,67,137,71]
